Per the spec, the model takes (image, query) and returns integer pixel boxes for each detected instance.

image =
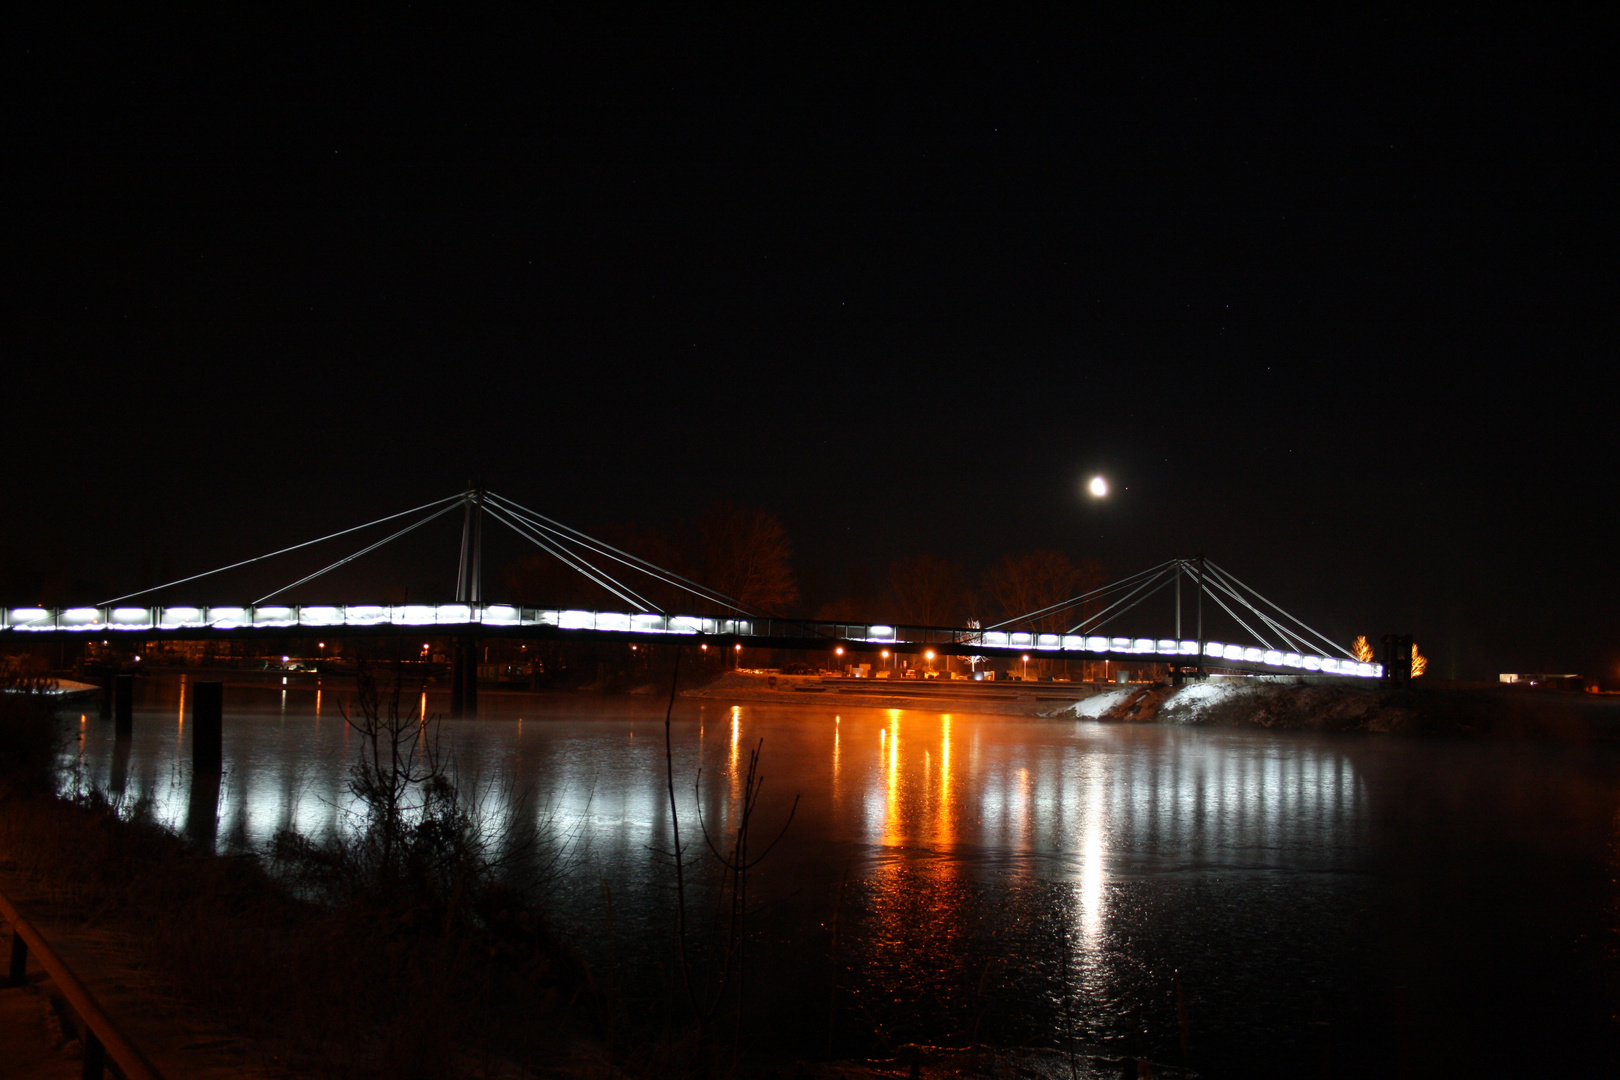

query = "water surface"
[61,676,1620,1076]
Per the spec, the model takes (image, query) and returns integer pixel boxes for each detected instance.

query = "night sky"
[4,13,1612,682]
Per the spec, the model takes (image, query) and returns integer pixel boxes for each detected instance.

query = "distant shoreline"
[685,671,1620,738]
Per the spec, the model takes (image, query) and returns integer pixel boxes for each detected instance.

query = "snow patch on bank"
[1158,680,1247,723]
[1069,689,1134,718]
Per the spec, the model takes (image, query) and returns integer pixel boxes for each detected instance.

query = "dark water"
[61,676,1620,1076]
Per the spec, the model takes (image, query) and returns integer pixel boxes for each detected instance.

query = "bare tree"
[980,550,1105,633]
[886,553,973,626]
[693,501,799,614]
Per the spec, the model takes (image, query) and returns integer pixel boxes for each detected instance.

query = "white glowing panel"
[112,608,153,629]
[8,608,50,626]
[345,606,387,625]
[1263,650,1283,665]
[559,610,596,630]
[209,607,248,627]
[1011,632,1034,647]
[1322,658,1342,673]
[1204,641,1224,657]
[1357,662,1377,677]
[1283,652,1303,667]
[984,632,1010,647]
[1157,639,1179,654]
[300,606,343,626]
[1063,635,1085,650]
[867,625,896,640]
[1126,638,1147,653]
[1179,641,1200,655]
[254,606,295,628]
[435,604,473,624]
[1373,663,1384,678]
[1243,647,1263,663]
[1110,637,1132,652]
[1087,636,1109,652]
[1303,655,1323,671]
[535,610,561,626]
[395,605,437,625]
[158,607,203,629]
[63,608,105,629]
[597,612,631,632]
[669,616,704,634]
[483,605,521,625]
[1221,644,1242,660]
[632,614,667,632]
[1038,634,1061,650]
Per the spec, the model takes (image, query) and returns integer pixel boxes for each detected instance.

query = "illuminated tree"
[1352,636,1375,662]
[1411,642,1429,678]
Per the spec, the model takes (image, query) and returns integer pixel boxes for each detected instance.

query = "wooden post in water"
[113,674,134,736]
[192,681,223,775]
[450,637,478,718]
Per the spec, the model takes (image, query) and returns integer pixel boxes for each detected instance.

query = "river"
[59,674,1620,1077]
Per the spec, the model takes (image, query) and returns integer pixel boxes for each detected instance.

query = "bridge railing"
[1,605,1382,678]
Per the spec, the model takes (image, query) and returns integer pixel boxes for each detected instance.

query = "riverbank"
[688,670,1620,739]
[1059,679,1620,738]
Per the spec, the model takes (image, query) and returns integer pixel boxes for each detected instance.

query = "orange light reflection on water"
[859,709,969,1023]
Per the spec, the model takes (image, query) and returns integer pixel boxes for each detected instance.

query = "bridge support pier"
[113,674,134,736]
[450,638,478,718]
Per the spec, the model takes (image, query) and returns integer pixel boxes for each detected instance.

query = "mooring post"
[192,681,223,775]
[113,674,134,736]
[450,637,478,717]
[463,638,479,717]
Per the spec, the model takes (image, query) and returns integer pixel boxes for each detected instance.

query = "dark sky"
[4,13,1612,681]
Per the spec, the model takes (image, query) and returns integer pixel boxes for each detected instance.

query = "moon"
[1088,475,1109,497]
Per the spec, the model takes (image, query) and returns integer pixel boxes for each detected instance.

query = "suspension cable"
[484,503,660,612]
[489,492,746,609]
[488,491,756,615]
[99,492,468,605]
[1205,560,1353,658]
[253,501,463,605]
[1069,574,1178,636]
[1064,564,1181,634]
[987,559,1176,630]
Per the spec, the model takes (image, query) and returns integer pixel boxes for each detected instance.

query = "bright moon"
[1088,475,1109,497]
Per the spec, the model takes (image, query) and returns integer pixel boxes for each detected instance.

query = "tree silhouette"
[693,501,799,614]
[886,554,972,626]
[981,550,1105,633]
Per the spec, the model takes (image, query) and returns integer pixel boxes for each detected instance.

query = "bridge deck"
[2,603,1383,679]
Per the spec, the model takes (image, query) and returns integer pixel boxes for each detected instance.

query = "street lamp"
[1022,654,1029,680]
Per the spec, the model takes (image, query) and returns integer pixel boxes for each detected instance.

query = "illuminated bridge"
[0,488,1387,683]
